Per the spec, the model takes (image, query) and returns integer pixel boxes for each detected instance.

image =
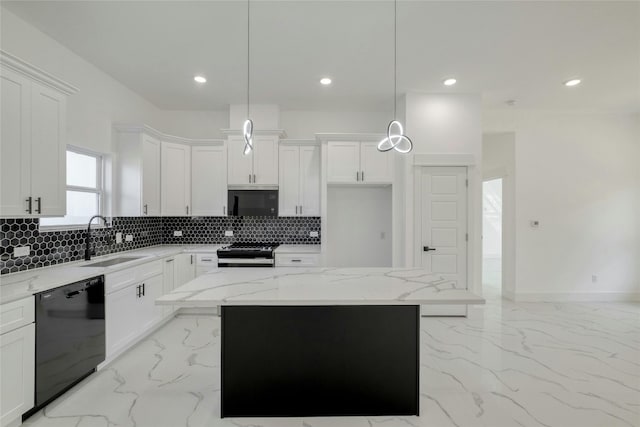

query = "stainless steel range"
[217,243,279,267]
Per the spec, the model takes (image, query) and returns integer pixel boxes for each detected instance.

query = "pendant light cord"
[247,0,250,119]
[393,0,397,119]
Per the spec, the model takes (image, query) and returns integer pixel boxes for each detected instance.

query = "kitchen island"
[156,267,484,418]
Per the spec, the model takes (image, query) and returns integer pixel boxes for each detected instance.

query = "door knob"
[423,246,437,252]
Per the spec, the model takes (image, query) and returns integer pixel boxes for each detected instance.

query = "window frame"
[39,146,105,231]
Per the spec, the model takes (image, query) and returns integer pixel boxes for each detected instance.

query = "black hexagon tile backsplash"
[0,216,320,275]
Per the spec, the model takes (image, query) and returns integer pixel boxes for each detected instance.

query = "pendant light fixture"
[378,0,413,154]
[243,0,254,156]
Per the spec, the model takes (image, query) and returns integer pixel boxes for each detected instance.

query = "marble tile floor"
[23,287,640,427]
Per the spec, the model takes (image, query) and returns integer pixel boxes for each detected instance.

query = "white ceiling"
[3,1,639,112]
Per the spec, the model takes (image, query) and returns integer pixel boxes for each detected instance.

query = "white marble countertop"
[274,244,321,254]
[0,244,225,304]
[156,267,485,307]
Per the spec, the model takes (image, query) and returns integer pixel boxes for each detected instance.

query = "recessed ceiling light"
[564,78,581,87]
[194,75,207,83]
[443,78,457,86]
[320,77,332,85]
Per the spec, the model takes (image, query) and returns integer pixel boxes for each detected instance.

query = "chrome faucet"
[85,215,109,261]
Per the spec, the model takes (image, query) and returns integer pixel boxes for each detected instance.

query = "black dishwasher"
[31,275,105,414]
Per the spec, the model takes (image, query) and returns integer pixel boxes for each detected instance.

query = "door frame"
[407,154,481,301]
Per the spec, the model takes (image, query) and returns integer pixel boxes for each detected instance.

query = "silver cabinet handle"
[249,174,252,183]
[201,258,213,262]
[25,197,32,214]
[291,259,302,263]
[186,205,189,215]
[223,206,226,215]
[356,171,359,181]
[35,197,42,214]
[300,205,303,215]
[253,174,256,183]
[361,171,364,181]
[295,206,298,215]
[191,254,194,264]
[166,259,174,263]
[143,204,148,215]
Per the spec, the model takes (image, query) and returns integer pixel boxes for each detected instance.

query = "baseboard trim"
[512,292,640,302]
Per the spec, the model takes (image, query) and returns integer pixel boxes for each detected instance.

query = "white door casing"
[416,166,468,316]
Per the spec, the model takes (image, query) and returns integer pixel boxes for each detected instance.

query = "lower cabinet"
[195,253,218,276]
[275,253,321,267]
[0,323,35,427]
[176,253,196,286]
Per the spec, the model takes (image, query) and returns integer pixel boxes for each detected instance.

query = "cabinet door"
[0,324,35,426]
[253,136,279,185]
[0,68,31,217]
[105,285,140,358]
[142,134,161,216]
[161,142,191,216]
[327,142,360,183]
[176,253,196,287]
[278,145,300,216]
[163,258,176,317]
[299,145,321,216]
[30,82,67,216]
[360,142,393,184]
[192,145,227,216]
[227,136,253,185]
[139,274,164,332]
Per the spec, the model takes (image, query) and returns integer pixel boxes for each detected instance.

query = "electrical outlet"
[13,246,30,257]
[592,275,598,283]
[173,230,183,237]
[309,231,319,238]
[225,230,234,237]
[125,234,133,242]
[115,232,123,244]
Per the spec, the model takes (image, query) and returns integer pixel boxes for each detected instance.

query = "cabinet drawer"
[0,297,35,335]
[105,260,163,294]
[196,254,218,265]
[275,253,320,267]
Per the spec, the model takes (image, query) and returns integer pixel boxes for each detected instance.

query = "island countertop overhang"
[156,267,485,307]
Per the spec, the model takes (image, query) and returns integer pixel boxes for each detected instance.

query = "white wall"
[281,110,389,139]
[0,8,163,154]
[326,186,392,267]
[485,110,640,300]
[402,93,483,298]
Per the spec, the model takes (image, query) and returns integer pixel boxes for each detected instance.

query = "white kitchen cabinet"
[105,283,140,358]
[279,144,320,216]
[176,253,196,286]
[227,135,279,186]
[161,141,191,216]
[275,253,321,267]
[114,127,161,216]
[192,144,227,216]
[163,257,177,317]
[0,323,35,426]
[1,55,76,218]
[327,141,393,185]
[138,274,164,332]
[196,253,218,276]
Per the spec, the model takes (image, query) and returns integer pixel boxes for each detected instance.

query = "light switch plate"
[309,231,319,237]
[14,246,30,257]
[115,232,123,244]
[125,234,134,242]
[225,230,234,237]
[173,230,183,237]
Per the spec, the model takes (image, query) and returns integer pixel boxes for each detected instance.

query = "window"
[40,148,104,228]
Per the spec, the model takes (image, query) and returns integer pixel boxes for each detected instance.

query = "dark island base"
[221,305,419,418]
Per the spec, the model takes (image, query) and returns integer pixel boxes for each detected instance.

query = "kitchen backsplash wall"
[162,216,321,245]
[0,217,164,275]
[0,216,321,275]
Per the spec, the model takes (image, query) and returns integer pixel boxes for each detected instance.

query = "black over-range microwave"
[228,190,278,216]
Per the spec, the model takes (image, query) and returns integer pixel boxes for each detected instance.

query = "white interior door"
[416,166,468,316]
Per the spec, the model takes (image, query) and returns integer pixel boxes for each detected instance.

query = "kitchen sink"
[81,256,144,267]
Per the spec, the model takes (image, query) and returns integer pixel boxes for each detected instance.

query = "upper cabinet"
[0,52,77,217]
[225,131,283,186]
[279,142,320,217]
[191,144,227,216]
[114,126,161,216]
[327,141,393,184]
[161,141,191,216]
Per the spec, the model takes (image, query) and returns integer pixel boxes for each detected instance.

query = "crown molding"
[315,133,384,143]
[113,123,224,145]
[0,50,79,96]
[279,139,319,146]
[221,129,287,138]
